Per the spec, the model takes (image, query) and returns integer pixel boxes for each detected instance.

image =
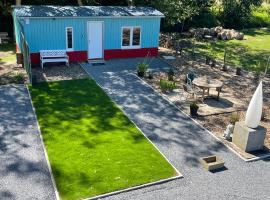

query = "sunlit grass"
[29,79,176,200]
[193,29,270,72]
[0,43,16,63]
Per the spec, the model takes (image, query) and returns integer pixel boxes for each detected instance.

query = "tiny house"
[13,5,164,65]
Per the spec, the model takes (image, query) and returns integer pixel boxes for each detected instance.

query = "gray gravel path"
[82,58,270,200]
[0,84,56,200]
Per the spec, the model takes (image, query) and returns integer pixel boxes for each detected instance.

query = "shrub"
[230,112,240,124]
[13,72,24,84]
[159,79,176,93]
[137,63,149,73]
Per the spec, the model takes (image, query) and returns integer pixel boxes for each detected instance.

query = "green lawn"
[29,79,177,200]
[0,43,16,63]
[193,28,270,72]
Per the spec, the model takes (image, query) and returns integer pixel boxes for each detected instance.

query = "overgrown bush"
[159,79,176,93]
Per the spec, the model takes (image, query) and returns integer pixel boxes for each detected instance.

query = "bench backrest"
[40,50,67,58]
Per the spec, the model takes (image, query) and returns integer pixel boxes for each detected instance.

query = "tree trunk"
[77,0,83,6]
[16,0,21,6]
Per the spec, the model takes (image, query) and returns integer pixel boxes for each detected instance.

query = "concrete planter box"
[200,155,225,171]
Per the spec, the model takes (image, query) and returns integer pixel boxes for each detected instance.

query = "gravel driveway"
[0,84,56,200]
[82,58,270,200]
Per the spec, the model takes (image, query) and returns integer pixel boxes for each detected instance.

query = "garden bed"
[32,62,88,82]
[29,79,179,200]
[142,48,270,160]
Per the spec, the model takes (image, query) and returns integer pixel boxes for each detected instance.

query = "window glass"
[122,27,131,46]
[132,27,140,46]
[67,27,73,49]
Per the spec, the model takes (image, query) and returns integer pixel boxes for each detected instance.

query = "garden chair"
[186,72,195,85]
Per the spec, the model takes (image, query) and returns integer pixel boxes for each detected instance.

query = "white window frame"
[121,26,141,49]
[66,27,74,51]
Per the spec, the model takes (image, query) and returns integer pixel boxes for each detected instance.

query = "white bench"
[40,50,69,69]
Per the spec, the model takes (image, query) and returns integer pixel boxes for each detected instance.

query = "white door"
[87,21,103,59]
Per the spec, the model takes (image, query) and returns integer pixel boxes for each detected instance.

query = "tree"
[221,0,263,29]
[153,0,214,31]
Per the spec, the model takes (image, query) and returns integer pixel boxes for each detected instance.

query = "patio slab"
[0,84,56,200]
[81,58,270,200]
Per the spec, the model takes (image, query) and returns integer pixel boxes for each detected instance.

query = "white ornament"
[245,81,263,128]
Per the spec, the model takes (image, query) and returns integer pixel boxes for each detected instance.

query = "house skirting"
[29,48,158,65]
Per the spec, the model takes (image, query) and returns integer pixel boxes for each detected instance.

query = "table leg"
[202,88,205,101]
[217,88,221,100]
[207,88,210,95]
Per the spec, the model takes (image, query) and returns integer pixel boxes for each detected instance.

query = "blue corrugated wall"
[19,17,161,53]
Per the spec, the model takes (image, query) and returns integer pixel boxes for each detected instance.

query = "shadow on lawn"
[29,79,145,149]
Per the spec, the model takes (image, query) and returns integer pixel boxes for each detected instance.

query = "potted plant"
[236,67,241,75]
[190,101,199,116]
[167,68,174,81]
[137,63,149,77]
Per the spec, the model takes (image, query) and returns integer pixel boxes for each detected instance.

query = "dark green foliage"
[188,9,220,28]
[221,0,263,29]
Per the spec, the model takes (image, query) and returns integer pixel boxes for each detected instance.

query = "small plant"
[13,72,24,84]
[167,68,175,81]
[159,79,176,93]
[190,101,199,116]
[236,67,241,75]
[230,112,240,124]
[137,63,149,77]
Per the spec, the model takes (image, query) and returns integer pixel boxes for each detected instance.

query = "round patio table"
[193,77,223,101]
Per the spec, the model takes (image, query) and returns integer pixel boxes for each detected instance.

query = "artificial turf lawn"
[29,79,177,200]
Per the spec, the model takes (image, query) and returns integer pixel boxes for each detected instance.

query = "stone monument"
[232,81,266,152]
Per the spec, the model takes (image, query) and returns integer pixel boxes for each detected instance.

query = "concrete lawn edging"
[83,175,181,200]
[134,72,270,162]
[26,85,60,200]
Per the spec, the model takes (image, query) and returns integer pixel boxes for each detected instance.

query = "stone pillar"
[232,122,266,152]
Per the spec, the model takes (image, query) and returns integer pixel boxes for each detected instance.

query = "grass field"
[29,79,177,200]
[0,43,16,63]
[194,28,270,72]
